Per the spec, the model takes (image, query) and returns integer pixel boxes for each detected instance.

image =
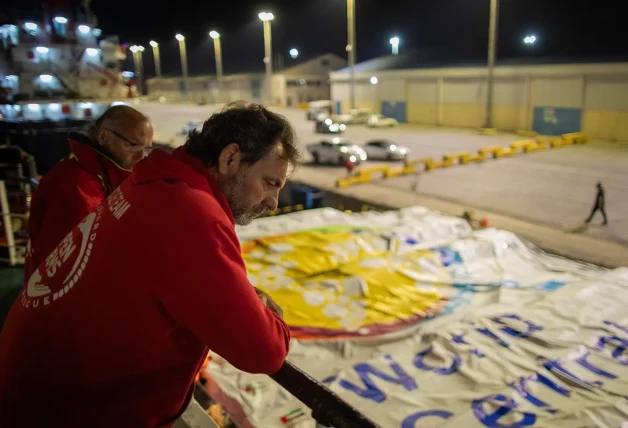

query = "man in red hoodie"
[0,102,298,427]
[25,105,153,276]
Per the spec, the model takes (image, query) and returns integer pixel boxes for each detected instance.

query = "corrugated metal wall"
[330,64,628,140]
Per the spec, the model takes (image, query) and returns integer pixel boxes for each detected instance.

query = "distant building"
[330,52,628,140]
[146,53,347,107]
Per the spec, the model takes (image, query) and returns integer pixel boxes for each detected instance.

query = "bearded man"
[0,102,300,427]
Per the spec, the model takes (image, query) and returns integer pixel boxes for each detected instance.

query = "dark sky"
[90,0,626,78]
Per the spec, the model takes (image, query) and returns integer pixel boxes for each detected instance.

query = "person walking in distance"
[585,182,608,225]
[344,157,356,177]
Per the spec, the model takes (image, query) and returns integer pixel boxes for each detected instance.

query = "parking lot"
[136,102,628,247]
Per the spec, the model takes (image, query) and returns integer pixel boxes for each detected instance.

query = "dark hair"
[185,101,301,169]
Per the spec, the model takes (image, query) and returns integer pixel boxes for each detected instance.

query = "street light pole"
[209,31,223,103]
[130,45,144,95]
[259,12,274,105]
[149,41,161,78]
[175,34,188,99]
[259,12,275,105]
[347,0,356,111]
[484,0,499,129]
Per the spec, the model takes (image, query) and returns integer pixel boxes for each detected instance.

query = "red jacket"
[0,147,291,427]
[25,132,131,277]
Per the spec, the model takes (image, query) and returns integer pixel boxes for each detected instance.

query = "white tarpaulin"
[204,207,628,428]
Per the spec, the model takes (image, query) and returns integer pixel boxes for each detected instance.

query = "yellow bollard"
[494,147,516,158]
[443,152,472,166]
[478,128,498,135]
[510,140,536,153]
[425,159,444,170]
[478,146,503,159]
[294,204,304,211]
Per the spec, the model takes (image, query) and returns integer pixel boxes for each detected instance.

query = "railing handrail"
[270,361,379,428]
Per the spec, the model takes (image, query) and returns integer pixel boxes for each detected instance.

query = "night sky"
[90,0,626,78]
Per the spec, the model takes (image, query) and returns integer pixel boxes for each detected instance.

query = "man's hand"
[255,288,284,318]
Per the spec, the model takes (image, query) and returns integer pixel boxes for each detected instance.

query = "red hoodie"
[0,147,291,427]
[25,132,131,277]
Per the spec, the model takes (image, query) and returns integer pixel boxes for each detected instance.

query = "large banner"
[205,207,627,428]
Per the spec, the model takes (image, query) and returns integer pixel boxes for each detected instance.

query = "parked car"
[363,140,410,161]
[181,121,201,135]
[306,100,333,121]
[336,108,373,125]
[315,118,347,134]
[307,138,368,165]
[366,114,398,128]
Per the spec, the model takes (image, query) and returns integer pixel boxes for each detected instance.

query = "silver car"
[307,138,368,165]
[363,140,409,161]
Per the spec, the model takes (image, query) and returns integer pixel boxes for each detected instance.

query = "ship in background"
[0,0,134,121]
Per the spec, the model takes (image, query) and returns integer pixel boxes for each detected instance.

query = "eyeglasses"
[105,128,150,154]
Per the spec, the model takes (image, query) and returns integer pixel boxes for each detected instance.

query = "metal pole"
[484,0,499,128]
[213,37,223,102]
[179,39,189,99]
[0,181,17,266]
[347,0,356,111]
[138,51,144,95]
[153,44,161,78]
[132,51,142,96]
[263,20,273,105]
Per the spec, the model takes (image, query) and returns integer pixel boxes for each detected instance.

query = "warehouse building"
[146,53,346,107]
[330,54,628,140]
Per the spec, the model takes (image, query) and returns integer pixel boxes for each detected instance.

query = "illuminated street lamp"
[149,41,161,78]
[524,35,537,45]
[78,25,91,34]
[390,37,399,55]
[36,46,49,54]
[24,22,38,31]
[175,34,189,97]
[209,31,224,102]
[54,16,68,24]
[130,45,145,95]
[370,76,378,85]
[289,48,299,59]
[259,12,275,105]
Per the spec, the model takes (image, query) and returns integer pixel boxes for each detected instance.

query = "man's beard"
[220,170,266,225]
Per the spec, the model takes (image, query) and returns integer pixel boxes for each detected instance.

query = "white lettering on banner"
[107,187,131,220]
[23,206,103,309]
[327,313,628,428]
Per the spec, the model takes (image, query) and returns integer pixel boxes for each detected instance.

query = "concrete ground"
[136,102,628,266]
[136,102,522,161]
[383,143,628,247]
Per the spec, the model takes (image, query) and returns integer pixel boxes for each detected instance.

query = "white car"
[307,138,368,165]
[336,108,373,125]
[367,114,398,128]
[363,140,410,161]
[181,121,201,135]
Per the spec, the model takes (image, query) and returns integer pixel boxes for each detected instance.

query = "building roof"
[148,53,347,83]
[335,50,628,73]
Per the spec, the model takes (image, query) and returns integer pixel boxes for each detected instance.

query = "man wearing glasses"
[24,104,153,277]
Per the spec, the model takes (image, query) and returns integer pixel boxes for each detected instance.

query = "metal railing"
[194,360,378,428]
[0,176,38,266]
[270,361,378,428]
